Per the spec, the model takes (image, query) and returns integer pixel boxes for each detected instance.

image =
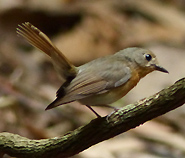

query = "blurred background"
[0,0,185,157]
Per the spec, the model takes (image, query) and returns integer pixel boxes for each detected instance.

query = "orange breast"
[79,70,140,106]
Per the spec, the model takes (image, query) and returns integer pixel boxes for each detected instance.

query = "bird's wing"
[65,65,131,96]
[17,22,77,80]
[46,60,131,109]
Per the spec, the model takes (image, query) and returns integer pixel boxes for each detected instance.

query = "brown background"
[0,0,185,157]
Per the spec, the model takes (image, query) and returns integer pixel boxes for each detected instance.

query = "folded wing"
[46,59,131,109]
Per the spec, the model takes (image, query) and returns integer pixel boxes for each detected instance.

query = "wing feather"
[55,59,131,104]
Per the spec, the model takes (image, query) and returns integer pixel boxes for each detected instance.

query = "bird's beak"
[154,65,169,73]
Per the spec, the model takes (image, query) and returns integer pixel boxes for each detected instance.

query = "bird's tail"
[17,22,77,80]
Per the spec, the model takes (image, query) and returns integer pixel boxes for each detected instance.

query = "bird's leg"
[105,105,120,122]
[85,104,120,118]
[97,104,120,122]
[85,105,101,118]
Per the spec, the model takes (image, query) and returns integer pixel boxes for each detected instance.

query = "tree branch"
[0,78,185,158]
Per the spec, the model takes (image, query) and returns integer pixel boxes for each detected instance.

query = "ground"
[0,0,185,157]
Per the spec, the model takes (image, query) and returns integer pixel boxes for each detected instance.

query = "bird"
[16,22,168,117]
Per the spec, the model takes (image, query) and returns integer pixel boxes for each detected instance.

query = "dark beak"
[155,65,169,73]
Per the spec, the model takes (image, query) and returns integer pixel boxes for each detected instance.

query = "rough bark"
[0,78,185,158]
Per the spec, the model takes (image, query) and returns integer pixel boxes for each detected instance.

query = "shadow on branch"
[0,78,185,158]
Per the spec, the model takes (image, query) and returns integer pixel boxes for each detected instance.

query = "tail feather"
[17,22,77,80]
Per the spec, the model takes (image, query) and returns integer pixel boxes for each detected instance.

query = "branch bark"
[0,78,185,158]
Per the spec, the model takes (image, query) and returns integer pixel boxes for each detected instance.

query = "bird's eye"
[145,54,152,61]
